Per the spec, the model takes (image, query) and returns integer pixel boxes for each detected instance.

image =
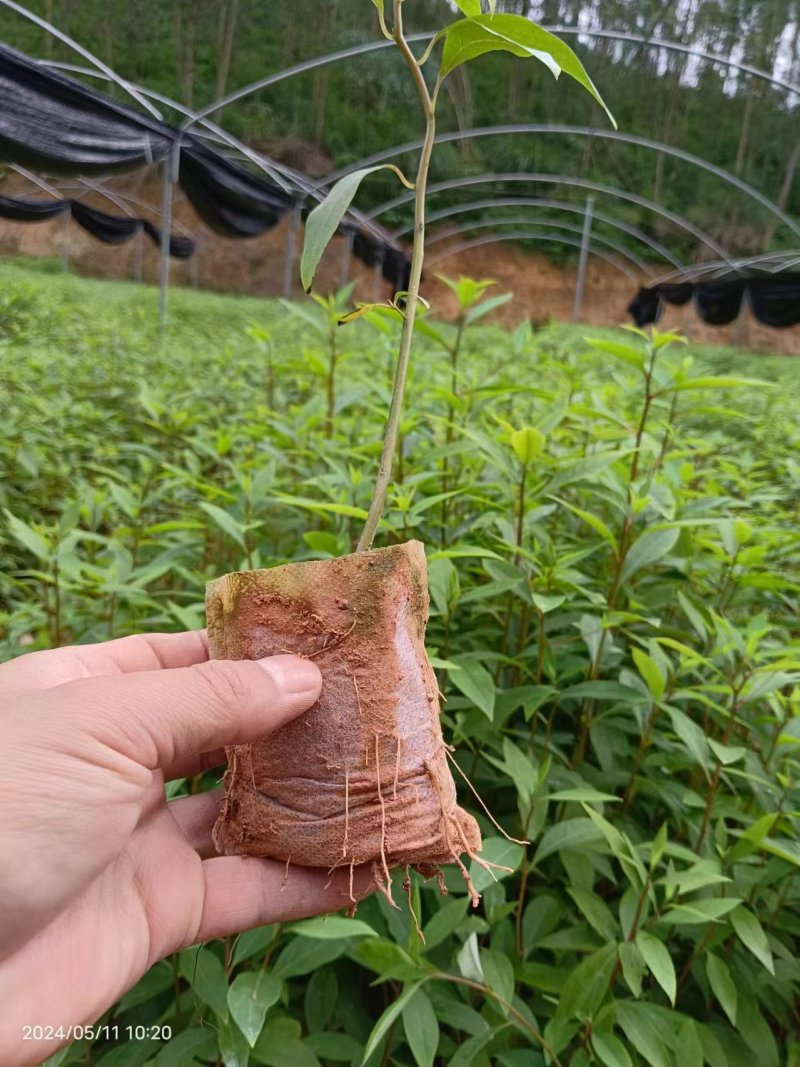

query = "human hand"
[0,631,372,1066]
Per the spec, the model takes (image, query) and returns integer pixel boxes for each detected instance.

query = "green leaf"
[531,592,566,614]
[546,943,616,1051]
[453,0,482,14]
[635,931,676,1006]
[632,648,665,702]
[228,972,282,1047]
[591,1031,634,1067]
[422,896,469,950]
[402,988,439,1067]
[618,941,646,998]
[304,968,338,1033]
[178,946,229,1018]
[614,1003,670,1067]
[548,787,620,804]
[534,817,605,865]
[232,926,278,967]
[674,375,772,392]
[667,708,709,770]
[438,15,616,128]
[291,916,377,940]
[665,898,743,925]
[449,654,496,719]
[199,501,246,548]
[729,906,774,974]
[558,680,649,703]
[555,498,618,553]
[567,887,617,941]
[272,936,347,979]
[350,939,427,981]
[301,166,410,291]
[586,337,645,371]
[707,738,746,765]
[253,1030,321,1067]
[305,1033,361,1063]
[480,947,515,1009]
[153,1027,217,1066]
[4,508,50,560]
[619,527,679,583]
[510,426,545,464]
[705,953,737,1026]
[470,836,524,892]
[362,981,425,1064]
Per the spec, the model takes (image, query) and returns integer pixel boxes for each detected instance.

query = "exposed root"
[425,757,481,907]
[446,747,529,845]
[348,859,357,905]
[372,860,398,907]
[281,856,292,892]
[342,770,350,859]
[375,734,398,908]
[393,735,402,801]
[403,867,426,943]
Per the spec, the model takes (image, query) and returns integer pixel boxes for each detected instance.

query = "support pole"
[283,203,302,299]
[572,195,594,323]
[61,205,71,273]
[133,226,143,283]
[158,146,178,335]
[340,229,355,289]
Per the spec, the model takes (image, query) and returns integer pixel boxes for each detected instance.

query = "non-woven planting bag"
[208,540,482,898]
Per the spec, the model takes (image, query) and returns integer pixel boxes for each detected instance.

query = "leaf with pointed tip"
[301,165,411,292]
[437,16,615,128]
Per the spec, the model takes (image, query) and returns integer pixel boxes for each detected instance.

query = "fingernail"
[257,654,322,695]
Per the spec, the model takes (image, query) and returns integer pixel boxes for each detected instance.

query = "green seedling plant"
[300,0,615,553]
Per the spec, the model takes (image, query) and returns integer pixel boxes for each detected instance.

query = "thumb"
[35,655,322,770]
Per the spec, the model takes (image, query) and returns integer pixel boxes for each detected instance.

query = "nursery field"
[3,261,800,1067]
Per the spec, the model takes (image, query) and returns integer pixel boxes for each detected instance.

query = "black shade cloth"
[0,44,172,174]
[0,193,67,220]
[0,44,293,238]
[178,141,295,239]
[659,282,693,306]
[0,44,403,277]
[748,275,800,328]
[71,200,143,244]
[628,274,800,330]
[140,219,195,259]
[0,192,195,257]
[694,279,746,326]
[627,287,662,328]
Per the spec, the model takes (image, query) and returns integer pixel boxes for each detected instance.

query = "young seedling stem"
[356,1,440,553]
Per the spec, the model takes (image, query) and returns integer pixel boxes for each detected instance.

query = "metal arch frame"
[549,26,800,99]
[427,229,638,281]
[394,196,685,270]
[319,125,800,241]
[367,173,733,263]
[171,24,800,129]
[0,0,163,118]
[425,215,652,277]
[651,250,800,286]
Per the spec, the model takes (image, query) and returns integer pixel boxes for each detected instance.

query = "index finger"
[0,630,210,702]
